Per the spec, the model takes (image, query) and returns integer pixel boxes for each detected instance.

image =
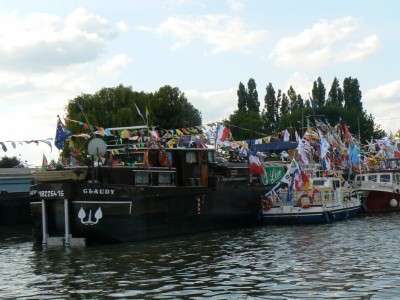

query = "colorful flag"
[42,154,49,171]
[283,129,290,142]
[265,183,282,202]
[216,124,231,145]
[281,158,299,184]
[55,121,68,150]
[249,153,264,175]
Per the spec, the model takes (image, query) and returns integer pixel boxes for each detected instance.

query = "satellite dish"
[88,138,107,155]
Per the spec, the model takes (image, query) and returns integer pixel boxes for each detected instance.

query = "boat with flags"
[29,123,268,246]
[349,138,400,212]
[260,118,362,224]
[261,161,361,224]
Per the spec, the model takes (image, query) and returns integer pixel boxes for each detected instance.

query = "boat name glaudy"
[82,188,116,195]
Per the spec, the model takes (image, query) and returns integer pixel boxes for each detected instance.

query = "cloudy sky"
[1,0,399,166]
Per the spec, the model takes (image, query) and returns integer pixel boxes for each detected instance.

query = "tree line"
[0,76,387,167]
[66,77,384,143]
[229,77,385,141]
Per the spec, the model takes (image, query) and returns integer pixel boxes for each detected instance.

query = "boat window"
[313,180,324,186]
[158,172,175,186]
[129,152,145,165]
[185,152,197,164]
[380,174,391,183]
[396,174,400,184]
[333,180,340,189]
[134,172,152,186]
[368,175,377,182]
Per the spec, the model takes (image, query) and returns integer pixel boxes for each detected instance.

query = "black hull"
[0,192,31,226]
[30,183,264,244]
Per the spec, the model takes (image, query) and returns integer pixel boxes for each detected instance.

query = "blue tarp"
[251,141,297,152]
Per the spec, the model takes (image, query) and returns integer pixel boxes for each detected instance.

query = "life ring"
[297,193,314,209]
[261,195,273,211]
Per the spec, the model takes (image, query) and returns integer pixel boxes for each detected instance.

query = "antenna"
[88,138,107,156]
[87,138,107,183]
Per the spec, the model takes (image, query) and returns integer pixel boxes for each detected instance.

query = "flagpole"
[134,103,148,127]
[76,101,95,136]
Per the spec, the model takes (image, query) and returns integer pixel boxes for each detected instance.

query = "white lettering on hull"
[82,188,116,195]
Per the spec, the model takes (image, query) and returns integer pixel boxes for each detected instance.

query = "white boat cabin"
[354,172,400,184]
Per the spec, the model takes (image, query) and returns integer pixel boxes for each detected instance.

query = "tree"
[287,86,297,113]
[262,83,278,133]
[237,82,247,112]
[228,110,264,140]
[151,85,202,128]
[66,84,149,129]
[66,84,201,129]
[247,78,260,113]
[295,94,305,111]
[327,77,342,107]
[64,85,202,163]
[311,77,326,107]
[343,77,363,111]
[280,93,289,118]
[0,156,22,168]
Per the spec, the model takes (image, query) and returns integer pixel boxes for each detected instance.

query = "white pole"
[41,199,47,245]
[64,199,70,245]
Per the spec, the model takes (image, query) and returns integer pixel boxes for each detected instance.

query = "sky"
[1,0,400,166]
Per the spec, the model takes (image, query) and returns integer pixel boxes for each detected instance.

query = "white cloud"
[97,54,133,76]
[0,8,124,73]
[185,88,238,123]
[116,21,128,32]
[270,16,379,71]
[336,34,381,62]
[155,14,267,54]
[0,8,128,165]
[364,80,400,133]
[227,0,244,11]
[284,72,314,98]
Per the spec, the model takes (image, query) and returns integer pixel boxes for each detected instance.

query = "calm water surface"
[1,214,400,299]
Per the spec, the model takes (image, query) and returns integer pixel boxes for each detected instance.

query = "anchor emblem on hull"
[78,207,103,225]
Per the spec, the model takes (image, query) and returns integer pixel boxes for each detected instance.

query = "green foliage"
[150,85,202,128]
[66,84,150,129]
[0,156,22,168]
[343,77,363,111]
[228,110,264,140]
[63,84,202,163]
[261,83,278,133]
[228,76,385,143]
[236,79,260,113]
[237,82,247,112]
[66,84,201,129]
[247,78,260,113]
[327,77,343,106]
[311,77,326,107]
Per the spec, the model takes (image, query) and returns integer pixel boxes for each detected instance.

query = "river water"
[1,214,400,299]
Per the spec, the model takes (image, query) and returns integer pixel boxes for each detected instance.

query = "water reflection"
[1,215,400,299]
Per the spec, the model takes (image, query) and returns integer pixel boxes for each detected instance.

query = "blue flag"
[55,121,68,150]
